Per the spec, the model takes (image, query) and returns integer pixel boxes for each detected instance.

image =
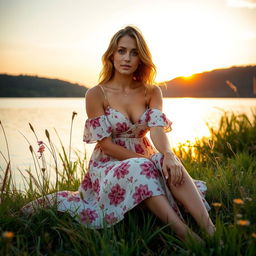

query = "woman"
[21,26,215,241]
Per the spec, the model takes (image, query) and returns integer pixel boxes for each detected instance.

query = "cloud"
[227,0,256,8]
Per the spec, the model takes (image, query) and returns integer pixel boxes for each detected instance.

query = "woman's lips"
[121,65,131,68]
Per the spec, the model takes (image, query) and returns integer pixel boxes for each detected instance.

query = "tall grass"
[0,110,256,255]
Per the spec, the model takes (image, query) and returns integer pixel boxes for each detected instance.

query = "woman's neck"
[110,72,136,90]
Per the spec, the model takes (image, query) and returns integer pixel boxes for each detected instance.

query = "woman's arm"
[149,86,184,186]
[86,86,147,160]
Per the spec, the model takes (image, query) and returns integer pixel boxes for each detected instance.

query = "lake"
[0,97,255,190]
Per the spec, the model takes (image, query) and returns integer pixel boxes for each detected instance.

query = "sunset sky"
[0,0,256,87]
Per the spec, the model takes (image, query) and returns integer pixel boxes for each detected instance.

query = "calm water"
[0,97,255,190]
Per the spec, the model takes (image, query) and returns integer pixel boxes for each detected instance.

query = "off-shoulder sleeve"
[83,115,112,143]
[146,108,172,132]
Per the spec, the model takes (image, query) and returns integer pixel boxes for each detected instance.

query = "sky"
[0,0,256,87]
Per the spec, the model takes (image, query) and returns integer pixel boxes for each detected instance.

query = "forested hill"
[1,65,256,97]
[160,65,256,97]
[0,74,88,97]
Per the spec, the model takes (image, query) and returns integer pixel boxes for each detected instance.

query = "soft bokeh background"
[0,0,256,86]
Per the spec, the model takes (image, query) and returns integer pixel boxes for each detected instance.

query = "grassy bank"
[0,111,256,255]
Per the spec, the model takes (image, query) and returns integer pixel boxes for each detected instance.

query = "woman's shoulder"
[145,84,162,98]
[85,84,105,100]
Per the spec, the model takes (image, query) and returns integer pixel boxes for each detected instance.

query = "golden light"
[182,74,194,80]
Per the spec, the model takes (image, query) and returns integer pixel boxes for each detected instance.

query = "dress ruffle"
[146,108,172,132]
[83,115,112,143]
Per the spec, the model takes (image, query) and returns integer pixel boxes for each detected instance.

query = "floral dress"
[21,106,210,228]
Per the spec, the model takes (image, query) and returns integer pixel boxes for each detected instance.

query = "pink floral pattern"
[89,117,101,128]
[140,162,159,179]
[116,139,126,147]
[113,162,130,179]
[116,122,129,133]
[81,172,92,191]
[135,143,144,154]
[132,184,153,204]
[105,212,118,224]
[92,179,100,194]
[67,196,80,202]
[108,184,126,206]
[80,208,98,224]
[22,107,210,229]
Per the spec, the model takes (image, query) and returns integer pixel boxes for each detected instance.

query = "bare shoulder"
[85,85,105,118]
[147,84,163,110]
[147,84,163,100]
[85,85,103,100]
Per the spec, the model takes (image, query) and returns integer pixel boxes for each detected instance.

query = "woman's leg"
[167,168,215,235]
[143,195,202,242]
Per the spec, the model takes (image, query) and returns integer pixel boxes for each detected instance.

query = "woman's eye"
[132,51,138,56]
[118,49,125,54]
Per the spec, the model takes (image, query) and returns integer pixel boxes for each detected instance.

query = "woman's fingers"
[177,166,183,185]
[170,165,183,186]
[162,165,169,180]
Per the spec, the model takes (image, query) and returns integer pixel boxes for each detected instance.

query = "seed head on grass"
[29,123,35,132]
[29,145,33,153]
[72,111,77,121]
[252,233,256,239]
[45,129,50,140]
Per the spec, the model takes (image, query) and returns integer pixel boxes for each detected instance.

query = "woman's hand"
[162,151,185,187]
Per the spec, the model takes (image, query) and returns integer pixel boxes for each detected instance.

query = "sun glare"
[182,74,194,80]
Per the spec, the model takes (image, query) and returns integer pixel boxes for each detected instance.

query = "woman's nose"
[124,52,131,61]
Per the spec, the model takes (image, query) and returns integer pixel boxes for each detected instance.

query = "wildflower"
[38,145,45,153]
[237,220,250,226]
[244,197,252,202]
[252,233,256,238]
[212,202,222,209]
[37,141,45,159]
[233,198,244,205]
[2,231,14,240]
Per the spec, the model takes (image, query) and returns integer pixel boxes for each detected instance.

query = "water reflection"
[0,97,255,189]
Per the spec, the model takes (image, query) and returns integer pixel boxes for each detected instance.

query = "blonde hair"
[98,26,156,86]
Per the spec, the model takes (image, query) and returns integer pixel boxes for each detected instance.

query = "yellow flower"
[237,220,250,226]
[252,233,256,238]
[233,198,244,205]
[2,231,14,239]
[212,202,222,208]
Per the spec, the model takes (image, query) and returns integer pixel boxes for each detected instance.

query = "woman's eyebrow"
[118,46,138,50]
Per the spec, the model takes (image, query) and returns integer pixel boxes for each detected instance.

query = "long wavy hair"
[98,26,156,86]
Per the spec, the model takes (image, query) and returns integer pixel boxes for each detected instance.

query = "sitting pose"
[21,25,215,241]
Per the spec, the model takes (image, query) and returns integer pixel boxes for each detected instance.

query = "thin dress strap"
[98,84,109,107]
[144,87,149,108]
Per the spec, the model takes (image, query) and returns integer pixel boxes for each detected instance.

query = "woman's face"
[112,35,141,76]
